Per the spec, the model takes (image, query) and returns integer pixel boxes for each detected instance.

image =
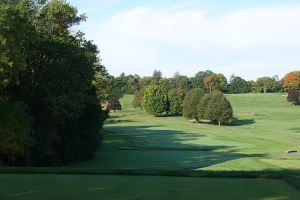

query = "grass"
[1,93,300,199]
[0,174,299,200]
[69,93,300,172]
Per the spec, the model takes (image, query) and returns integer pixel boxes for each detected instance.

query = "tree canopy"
[0,0,107,166]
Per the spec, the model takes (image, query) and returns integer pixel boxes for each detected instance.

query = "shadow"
[106,119,136,124]
[290,127,300,133]
[73,125,265,171]
[230,119,256,126]
[159,113,182,117]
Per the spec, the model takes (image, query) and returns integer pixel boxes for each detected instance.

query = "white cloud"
[83,5,300,79]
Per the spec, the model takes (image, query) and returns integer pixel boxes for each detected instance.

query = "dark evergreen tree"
[182,88,205,121]
[206,92,234,126]
[197,93,212,121]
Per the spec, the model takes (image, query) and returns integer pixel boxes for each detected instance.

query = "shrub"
[107,98,122,112]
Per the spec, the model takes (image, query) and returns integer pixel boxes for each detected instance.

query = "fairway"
[0,174,299,200]
[70,93,300,172]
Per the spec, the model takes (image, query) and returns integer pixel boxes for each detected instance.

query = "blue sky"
[69,0,300,80]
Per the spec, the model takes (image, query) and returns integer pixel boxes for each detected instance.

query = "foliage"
[287,89,299,105]
[143,85,167,116]
[284,71,300,91]
[107,98,122,111]
[0,0,106,166]
[203,74,227,93]
[191,70,213,89]
[132,90,144,109]
[173,75,191,92]
[256,76,276,93]
[228,75,251,94]
[182,88,205,121]
[152,69,162,83]
[206,91,234,125]
[0,101,31,164]
[168,88,185,115]
[197,93,212,120]
[159,78,174,93]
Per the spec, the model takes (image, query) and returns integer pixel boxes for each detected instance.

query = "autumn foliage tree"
[284,71,300,91]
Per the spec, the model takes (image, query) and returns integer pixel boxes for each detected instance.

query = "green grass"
[2,93,300,199]
[0,174,299,200]
[69,93,300,172]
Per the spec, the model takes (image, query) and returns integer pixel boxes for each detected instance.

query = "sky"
[68,0,300,80]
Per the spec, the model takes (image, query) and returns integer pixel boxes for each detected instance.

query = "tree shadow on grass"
[106,119,136,124]
[230,119,256,126]
[80,125,265,171]
[290,127,300,133]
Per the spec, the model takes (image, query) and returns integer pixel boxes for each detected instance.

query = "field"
[1,93,300,199]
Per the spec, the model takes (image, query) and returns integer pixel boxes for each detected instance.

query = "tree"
[139,76,153,91]
[203,74,227,93]
[197,93,212,121]
[256,77,273,93]
[107,98,122,112]
[168,88,185,115]
[143,85,167,116]
[287,89,299,105]
[126,74,140,94]
[132,90,144,109]
[284,71,300,91]
[92,63,109,103]
[192,70,213,89]
[152,69,162,83]
[228,75,251,94]
[173,75,191,92]
[206,92,234,126]
[0,0,107,165]
[182,88,205,121]
[0,101,31,165]
[159,78,174,94]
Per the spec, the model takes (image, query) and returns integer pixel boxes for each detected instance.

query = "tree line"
[103,70,289,100]
[0,0,108,166]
